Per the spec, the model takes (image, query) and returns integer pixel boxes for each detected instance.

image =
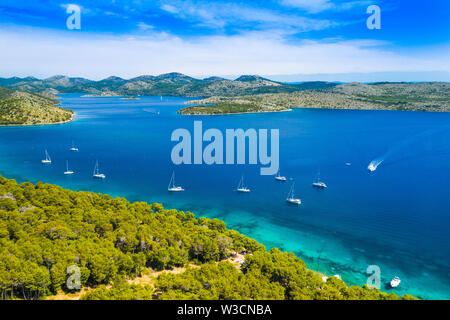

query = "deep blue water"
[0,94,449,299]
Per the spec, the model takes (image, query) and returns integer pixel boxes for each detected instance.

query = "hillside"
[0,174,416,300]
[0,87,73,125]
[0,73,304,98]
[180,82,450,114]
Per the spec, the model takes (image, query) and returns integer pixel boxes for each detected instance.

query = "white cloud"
[160,4,179,14]
[280,0,334,13]
[280,0,373,13]
[158,0,335,32]
[137,22,154,31]
[0,27,448,80]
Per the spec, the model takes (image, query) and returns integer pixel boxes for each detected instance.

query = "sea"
[0,94,449,299]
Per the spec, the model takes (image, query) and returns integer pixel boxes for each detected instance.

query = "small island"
[120,96,140,100]
[179,101,290,115]
[81,91,120,97]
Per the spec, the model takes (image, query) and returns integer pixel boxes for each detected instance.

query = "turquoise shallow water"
[1,94,450,299]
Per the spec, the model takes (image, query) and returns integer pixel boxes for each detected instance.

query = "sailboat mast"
[288,182,295,198]
[169,172,175,189]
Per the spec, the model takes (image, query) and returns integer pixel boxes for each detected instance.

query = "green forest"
[0,174,416,300]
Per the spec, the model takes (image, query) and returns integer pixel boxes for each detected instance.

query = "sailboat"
[70,141,79,152]
[312,172,327,189]
[286,182,301,205]
[236,176,250,193]
[168,171,184,192]
[93,160,106,179]
[41,150,52,164]
[64,160,74,175]
[274,170,287,182]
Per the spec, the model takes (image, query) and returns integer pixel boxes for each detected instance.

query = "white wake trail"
[368,159,384,172]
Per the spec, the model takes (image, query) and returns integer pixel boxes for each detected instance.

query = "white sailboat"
[286,182,301,205]
[93,160,106,179]
[41,150,52,164]
[236,176,250,193]
[168,171,184,192]
[274,170,287,182]
[64,160,74,175]
[70,141,79,152]
[312,172,327,189]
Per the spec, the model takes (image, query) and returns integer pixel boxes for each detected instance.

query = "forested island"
[0,174,417,300]
[0,87,73,126]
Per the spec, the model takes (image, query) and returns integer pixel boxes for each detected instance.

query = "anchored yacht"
[237,176,250,193]
[168,172,184,192]
[41,150,51,164]
[64,160,74,175]
[70,141,79,152]
[274,170,287,182]
[312,172,327,189]
[286,182,301,205]
[93,161,106,179]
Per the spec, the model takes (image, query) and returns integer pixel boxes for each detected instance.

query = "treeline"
[0,174,416,300]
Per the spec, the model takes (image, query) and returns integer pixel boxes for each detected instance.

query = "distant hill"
[0,86,73,125]
[0,73,303,97]
[290,81,339,91]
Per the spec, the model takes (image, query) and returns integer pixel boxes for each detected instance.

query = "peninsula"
[0,174,417,300]
[180,82,450,115]
[0,86,73,126]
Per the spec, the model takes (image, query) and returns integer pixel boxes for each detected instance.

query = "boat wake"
[367,128,450,172]
[368,159,383,172]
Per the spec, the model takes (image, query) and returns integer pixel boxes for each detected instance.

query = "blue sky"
[0,0,449,80]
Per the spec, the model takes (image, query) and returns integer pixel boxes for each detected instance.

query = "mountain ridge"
[0,73,325,97]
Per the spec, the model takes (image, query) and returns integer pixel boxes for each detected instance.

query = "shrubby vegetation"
[0,74,300,98]
[0,174,416,300]
[181,82,450,114]
[0,86,73,125]
[179,102,289,115]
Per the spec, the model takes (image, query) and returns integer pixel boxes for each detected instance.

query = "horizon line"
[1,71,450,84]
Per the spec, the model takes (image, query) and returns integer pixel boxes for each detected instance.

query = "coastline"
[178,104,447,116]
[0,168,338,290]
[0,111,75,127]
[178,108,292,116]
